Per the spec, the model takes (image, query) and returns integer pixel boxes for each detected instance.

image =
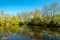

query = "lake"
[0,25,60,40]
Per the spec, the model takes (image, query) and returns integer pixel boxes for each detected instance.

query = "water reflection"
[0,25,60,40]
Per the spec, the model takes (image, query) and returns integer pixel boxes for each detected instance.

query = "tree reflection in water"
[0,25,60,40]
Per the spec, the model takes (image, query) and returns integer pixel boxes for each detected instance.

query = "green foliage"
[10,16,20,25]
[30,16,41,25]
[0,16,5,25]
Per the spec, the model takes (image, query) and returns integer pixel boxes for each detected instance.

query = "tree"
[49,2,59,21]
[1,10,5,16]
[0,10,5,25]
[42,5,49,25]
[0,16,5,25]
[29,9,42,25]
[19,12,30,24]
[17,13,21,20]
[22,12,29,21]
[42,5,48,20]
[54,14,60,25]
[11,16,20,25]
[4,14,12,26]
[29,11,34,22]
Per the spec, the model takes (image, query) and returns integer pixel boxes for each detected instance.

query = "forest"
[0,2,60,26]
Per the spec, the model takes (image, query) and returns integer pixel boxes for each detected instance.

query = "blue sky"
[0,0,60,15]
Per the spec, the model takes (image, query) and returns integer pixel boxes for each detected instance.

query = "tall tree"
[1,10,5,16]
[34,8,42,19]
[17,13,21,20]
[49,2,59,21]
[21,12,30,24]
[34,8,40,16]
[42,5,48,20]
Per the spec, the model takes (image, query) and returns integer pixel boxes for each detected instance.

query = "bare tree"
[49,2,59,21]
[42,4,48,20]
[1,10,5,16]
[17,13,21,20]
